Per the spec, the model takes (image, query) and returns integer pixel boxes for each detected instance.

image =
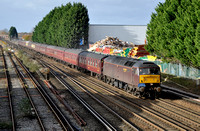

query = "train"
[9,40,161,99]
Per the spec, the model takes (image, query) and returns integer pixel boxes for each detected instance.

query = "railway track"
[12,53,78,130]
[3,41,200,130]
[161,84,200,105]
[40,60,135,130]
[41,60,170,130]
[43,58,200,130]
[0,46,15,130]
[9,52,47,130]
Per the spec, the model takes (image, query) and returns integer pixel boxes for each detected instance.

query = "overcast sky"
[0,0,165,33]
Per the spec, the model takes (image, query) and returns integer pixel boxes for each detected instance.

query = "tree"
[32,2,89,48]
[9,26,18,39]
[146,0,200,68]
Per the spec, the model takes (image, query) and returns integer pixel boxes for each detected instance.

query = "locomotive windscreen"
[139,68,160,75]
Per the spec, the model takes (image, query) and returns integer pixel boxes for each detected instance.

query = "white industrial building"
[88,24,147,45]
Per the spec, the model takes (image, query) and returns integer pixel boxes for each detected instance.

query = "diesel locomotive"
[8,40,161,98]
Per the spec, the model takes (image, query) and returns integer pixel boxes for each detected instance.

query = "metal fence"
[153,61,200,79]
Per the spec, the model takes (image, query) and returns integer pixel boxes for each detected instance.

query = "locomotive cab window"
[139,68,160,75]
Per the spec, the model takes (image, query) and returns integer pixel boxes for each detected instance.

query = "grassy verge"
[161,73,200,95]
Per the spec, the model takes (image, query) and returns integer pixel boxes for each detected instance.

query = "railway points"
[0,39,200,130]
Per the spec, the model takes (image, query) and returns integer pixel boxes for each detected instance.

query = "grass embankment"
[161,73,200,95]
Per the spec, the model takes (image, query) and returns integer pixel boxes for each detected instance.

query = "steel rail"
[49,62,194,131]
[13,54,75,131]
[8,53,46,131]
[161,85,200,105]
[1,46,16,131]
[79,75,194,131]
[44,61,166,131]
[40,60,117,131]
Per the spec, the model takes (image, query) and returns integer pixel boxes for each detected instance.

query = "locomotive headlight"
[156,87,161,92]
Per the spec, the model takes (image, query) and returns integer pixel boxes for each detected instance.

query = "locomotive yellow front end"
[140,75,160,83]
[137,67,161,98]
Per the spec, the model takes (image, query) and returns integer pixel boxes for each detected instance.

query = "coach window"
[95,60,97,67]
[88,59,90,65]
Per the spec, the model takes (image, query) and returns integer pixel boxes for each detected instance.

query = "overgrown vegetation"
[0,122,12,129]
[32,2,89,48]
[16,50,41,72]
[19,98,34,117]
[146,0,200,68]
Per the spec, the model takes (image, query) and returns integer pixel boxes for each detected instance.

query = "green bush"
[0,122,12,129]
[19,98,33,117]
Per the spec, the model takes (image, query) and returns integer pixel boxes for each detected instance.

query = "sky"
[0,0,165,33]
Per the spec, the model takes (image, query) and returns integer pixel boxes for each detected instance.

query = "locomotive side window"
[132,68,138,75]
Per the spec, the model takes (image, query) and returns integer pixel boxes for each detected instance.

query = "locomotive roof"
[104,56,159,68]
[79,51,108,60]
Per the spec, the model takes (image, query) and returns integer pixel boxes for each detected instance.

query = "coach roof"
[79,51,108,60]
[64,48,84,54]
[47,45,66,51]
